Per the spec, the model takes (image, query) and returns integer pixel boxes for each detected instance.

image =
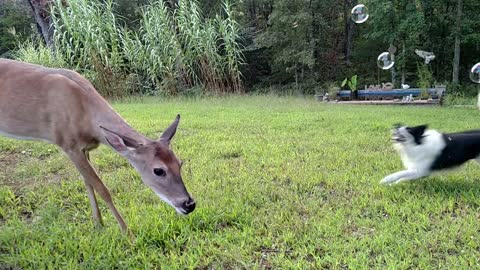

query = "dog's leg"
[380,169,427,185]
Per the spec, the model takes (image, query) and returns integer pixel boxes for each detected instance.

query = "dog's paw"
[380,177,398,185]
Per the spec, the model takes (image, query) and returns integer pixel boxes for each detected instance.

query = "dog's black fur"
[430,130,480,170]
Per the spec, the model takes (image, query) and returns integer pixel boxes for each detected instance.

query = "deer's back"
[0,59,100,147]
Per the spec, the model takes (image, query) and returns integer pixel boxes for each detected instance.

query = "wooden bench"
[337,87,446,102]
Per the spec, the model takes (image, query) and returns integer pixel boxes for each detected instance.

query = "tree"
[451,0,462,83]
[27,0,54,48]
[365,0,427,87]
[255,0,316,87]
[458,0,480,84]
[3,0,479,94]
[343,0,357,64]
[0,1,33,56]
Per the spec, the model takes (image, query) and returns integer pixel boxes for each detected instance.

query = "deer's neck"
[89,96,147,146]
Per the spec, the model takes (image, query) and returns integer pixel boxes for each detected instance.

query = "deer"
[0,59,196,233]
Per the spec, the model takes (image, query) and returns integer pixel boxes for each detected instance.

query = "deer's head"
[101,115,195,215]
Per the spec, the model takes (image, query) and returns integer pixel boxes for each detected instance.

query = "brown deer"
[0,59,195,232]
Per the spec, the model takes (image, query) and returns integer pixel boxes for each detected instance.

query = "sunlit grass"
[1,96,480,269]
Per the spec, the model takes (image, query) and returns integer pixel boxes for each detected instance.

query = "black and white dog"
[380,124,480,185]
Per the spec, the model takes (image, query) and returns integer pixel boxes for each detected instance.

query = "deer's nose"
[183,198,196,214]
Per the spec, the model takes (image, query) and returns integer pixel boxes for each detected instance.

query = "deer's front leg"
[66,149,128,232]
[84,151,103,227]
[84,182,103,227]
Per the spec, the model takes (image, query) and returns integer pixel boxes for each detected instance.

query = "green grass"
[1,96,480,269]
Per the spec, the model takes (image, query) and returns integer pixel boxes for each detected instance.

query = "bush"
[15,38,67,68]
[417,63,433,98]
[446,82,480,97]
[442,82,480,106]
[443,92,477,106]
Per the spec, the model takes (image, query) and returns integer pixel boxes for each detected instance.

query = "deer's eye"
[153,168,166,177]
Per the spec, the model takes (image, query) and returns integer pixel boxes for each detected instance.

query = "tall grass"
[51,0,129,97]
[42,0,244,96]
[174,0,236,94]
[215,0,244,93]
[123,0,244,95]
[122,0,182,95]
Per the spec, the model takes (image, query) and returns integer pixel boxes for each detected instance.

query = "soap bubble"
[470,63,480,83]
[377,52,395,70]
[351,4,369,24]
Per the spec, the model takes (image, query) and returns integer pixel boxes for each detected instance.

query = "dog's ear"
[408,124,428,144]
[411,124,428,134]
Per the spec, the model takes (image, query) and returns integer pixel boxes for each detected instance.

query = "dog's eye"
[153,168,166,177]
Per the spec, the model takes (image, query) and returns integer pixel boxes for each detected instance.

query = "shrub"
[15,37,67,68]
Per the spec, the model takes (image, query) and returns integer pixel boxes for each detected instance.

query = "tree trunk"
[249,0,257,27]
[309,0,317,76]
[27,0,54,49]
[452,0,463,83]
[344,0,356,64]
[390,44,396,87]
[301,64,305,82]
[401,42,406,85]
[295,63,299,90]
[388,1,396,87]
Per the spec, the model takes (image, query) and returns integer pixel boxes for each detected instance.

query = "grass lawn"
[1,96,480,269]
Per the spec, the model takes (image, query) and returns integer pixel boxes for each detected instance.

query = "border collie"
[380,124,480,185]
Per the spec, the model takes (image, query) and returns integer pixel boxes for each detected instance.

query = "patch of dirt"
[0,152,21,166]
[215,218,243,231]
[348,225,376,239]
[258,255,273,270]
[19,210,33,223]
[220,151,242,159]
[0,152,24,189]
[0,152,69,191]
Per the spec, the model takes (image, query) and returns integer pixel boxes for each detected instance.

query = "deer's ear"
[100,126,141,153]
[159,114,180,144]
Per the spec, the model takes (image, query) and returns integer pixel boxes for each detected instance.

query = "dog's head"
[391,124,428,145]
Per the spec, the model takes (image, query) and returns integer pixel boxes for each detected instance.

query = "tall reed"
[47,0,244,96]
[51,0,127,97]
